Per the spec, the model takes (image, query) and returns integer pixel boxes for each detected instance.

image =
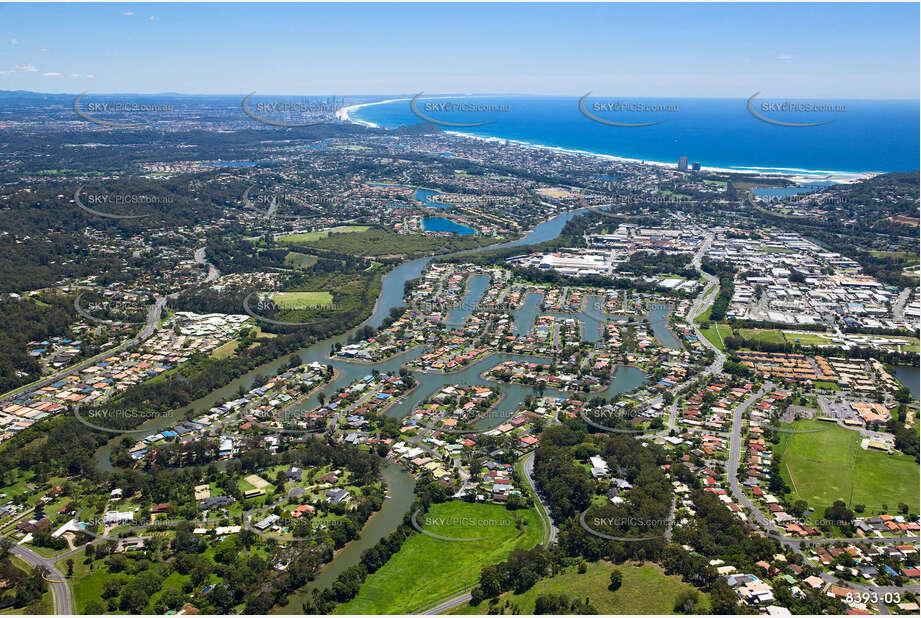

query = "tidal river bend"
[90,207,673,612]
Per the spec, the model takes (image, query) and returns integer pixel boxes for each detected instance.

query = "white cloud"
[10,38,19,45]
[123,11,134,16]
[13,64,38,72]
[777,54,793,61]
[71,73,80,78]
[148,15,157,21]
[85,74,95,79]
[43,72,62,77]
[40,48,48,52]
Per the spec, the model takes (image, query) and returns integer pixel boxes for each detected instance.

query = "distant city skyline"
[1,2,918,99]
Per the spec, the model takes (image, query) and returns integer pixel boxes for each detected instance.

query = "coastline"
[340,96,880,184]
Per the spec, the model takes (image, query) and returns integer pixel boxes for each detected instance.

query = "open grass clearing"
[277,226,371,243]
[448,560,709,615]
[335,501,541,614]
[269,291,334,309]
[283,251,319,269]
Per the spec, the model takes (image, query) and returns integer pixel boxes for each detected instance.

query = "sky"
[0,2,918,98]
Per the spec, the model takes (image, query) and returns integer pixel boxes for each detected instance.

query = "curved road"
[521,450,558,545]
[725,382,920,601]
[0,295,165,406]
[419,421,561,615]
[10,544,71,614]
[193,246,220,283]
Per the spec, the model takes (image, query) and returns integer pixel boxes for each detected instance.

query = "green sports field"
[277,225,371,243]
[784,332,832,346]
[269,291,334,309]
[738,329,787,344]
[778,419,919,513]
[335,501,542,614]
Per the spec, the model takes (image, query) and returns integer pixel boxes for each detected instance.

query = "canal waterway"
[89,206,655,610]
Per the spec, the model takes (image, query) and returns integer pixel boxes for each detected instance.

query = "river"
[89,206,646,610]
[894,365,920,400]
[274,461,415,613]
[94,207,590,472]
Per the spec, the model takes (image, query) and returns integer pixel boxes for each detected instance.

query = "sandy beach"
[337,97,410,128]
[340,96,878,184]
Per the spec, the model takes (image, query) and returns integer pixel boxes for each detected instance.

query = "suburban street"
[521,450,558,545]
[723,382,921,601]
[0,295,165,406]
[0,243,221,406]
[193,246,220,283]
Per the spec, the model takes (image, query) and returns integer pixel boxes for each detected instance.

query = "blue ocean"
[351,96,919,177]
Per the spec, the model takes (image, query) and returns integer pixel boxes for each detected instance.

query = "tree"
[470,585,485,606]
[102,577,123,599]
[710,580,739,614]
[673,589,699,614]
[824,500,854,528]
[478,566,502,599]
[608,569,622,591]
[156,588,184,613]
[790,500,808,517]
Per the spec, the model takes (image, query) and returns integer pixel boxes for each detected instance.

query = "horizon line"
[1,89,919,102]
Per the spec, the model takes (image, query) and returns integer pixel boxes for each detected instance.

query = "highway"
[892,286,913,322]
[688,232,726,375]
[725,383,776,533]
[521,450,558,545]
[419,591,473,615]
